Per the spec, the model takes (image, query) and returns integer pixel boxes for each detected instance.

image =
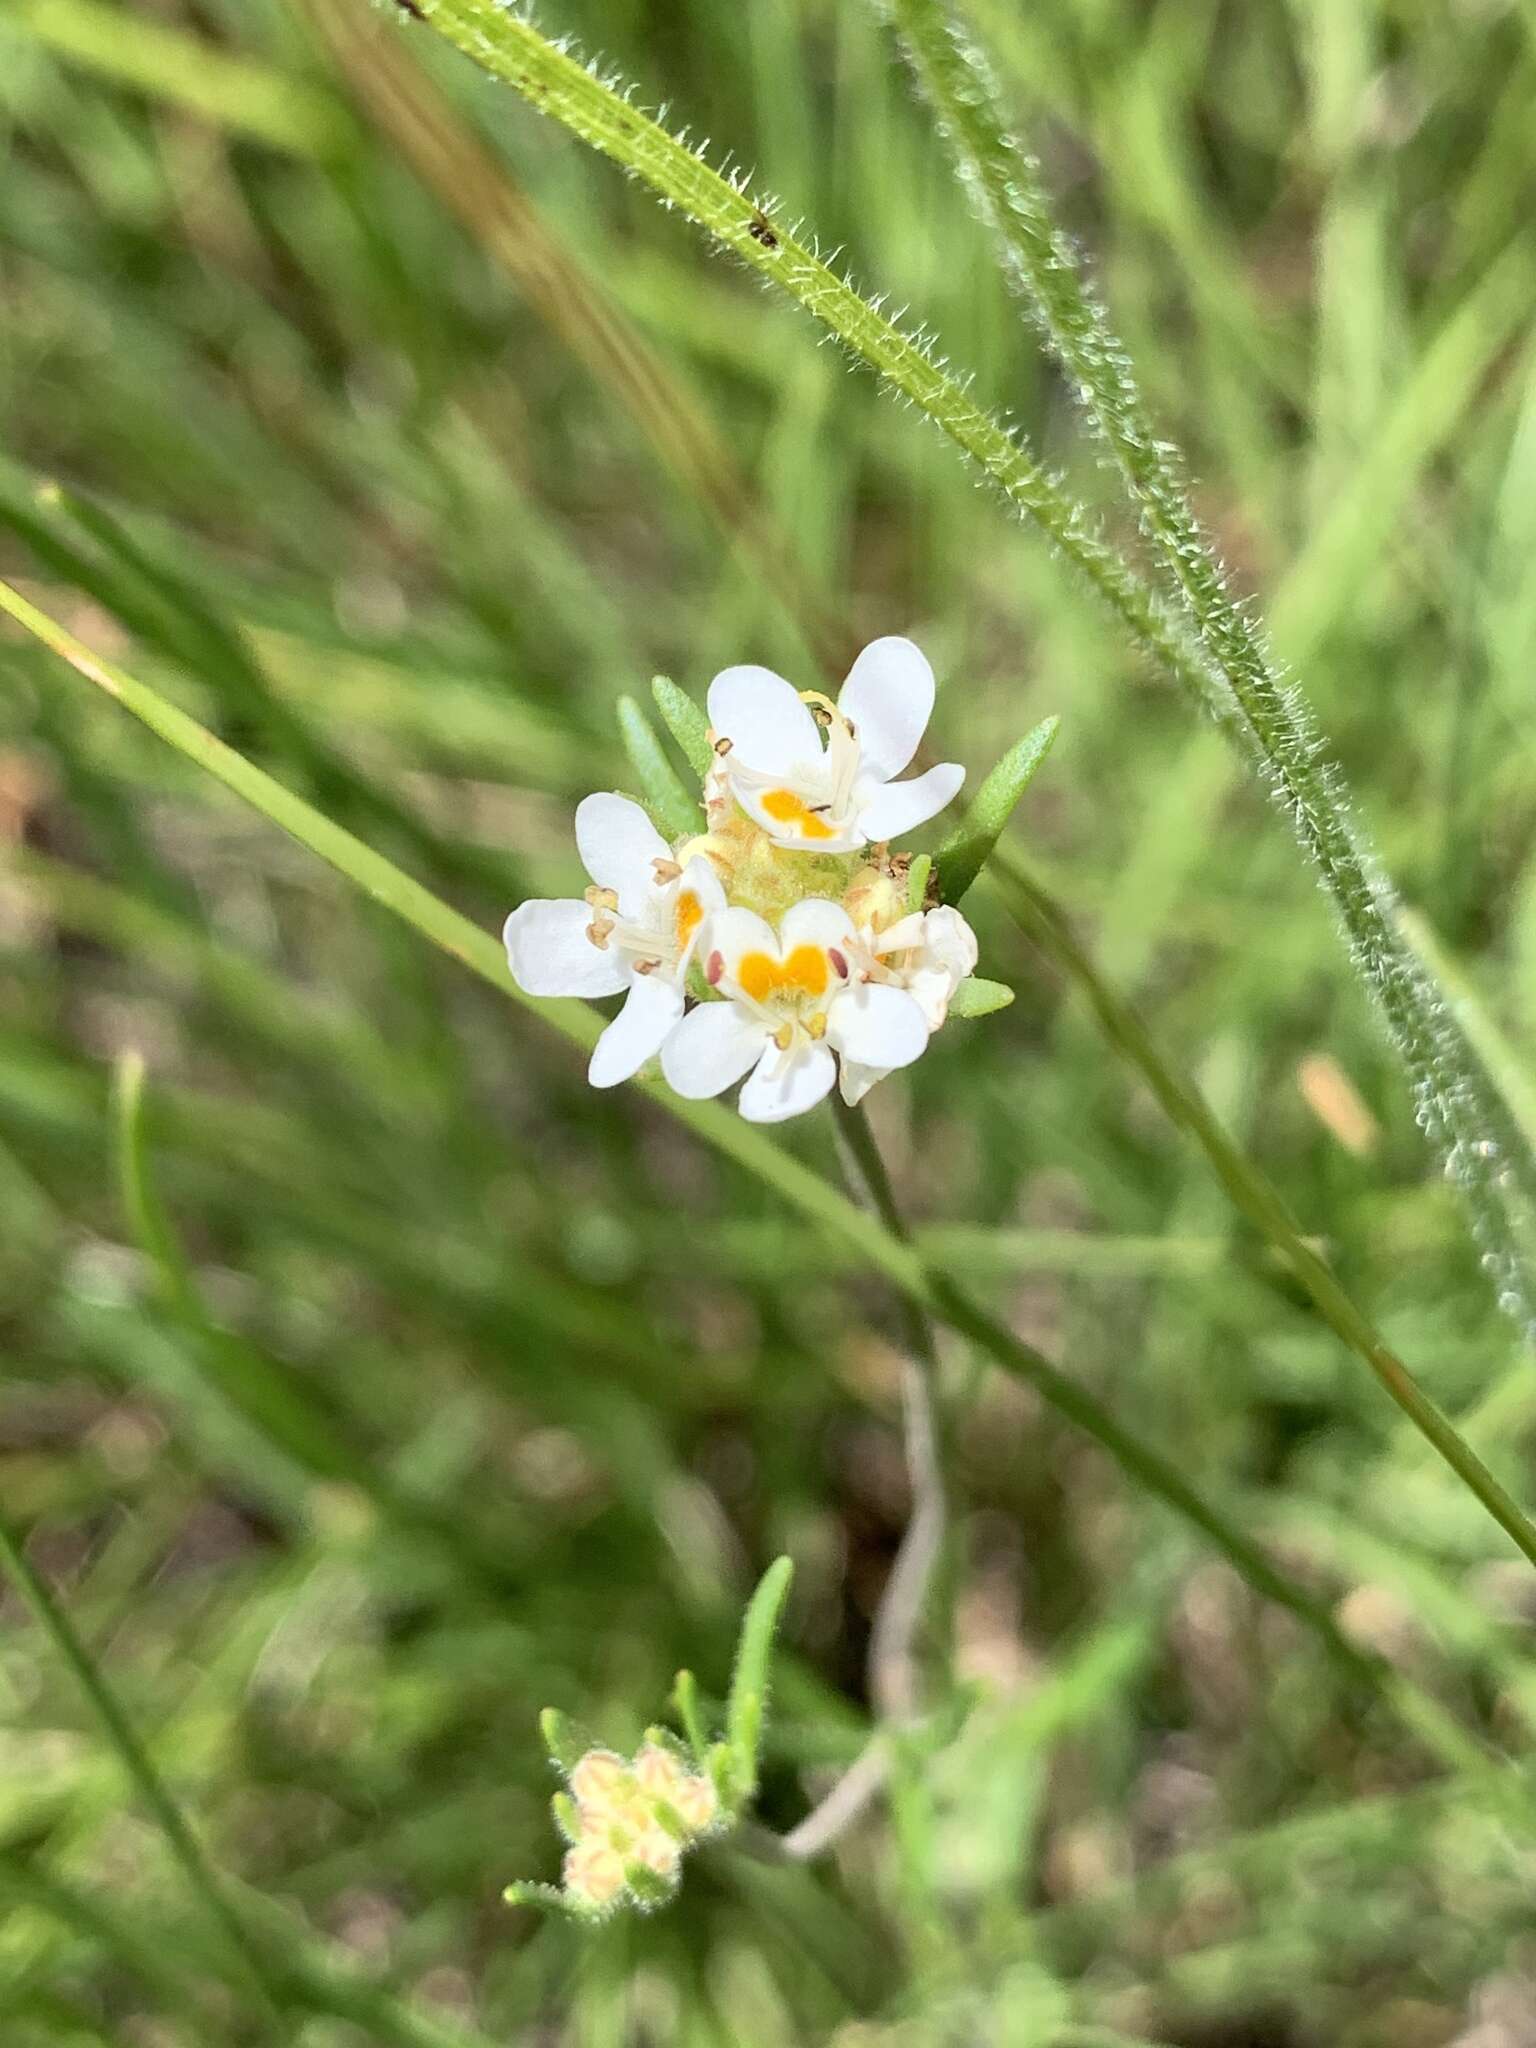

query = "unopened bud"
[563,1840,626,1908]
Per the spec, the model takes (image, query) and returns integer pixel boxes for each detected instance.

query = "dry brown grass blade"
[296,0,855,681]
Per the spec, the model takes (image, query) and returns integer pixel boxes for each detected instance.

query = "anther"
[806,1013,828,1041]
[705,950,724,986]
[584,885,619,912]
[773,1021,795,1051]
[586,922,611,950]
[651,857,683,884]
[827,947,849,980]
[713,736,733,757]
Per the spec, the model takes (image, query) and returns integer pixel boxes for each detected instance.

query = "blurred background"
[3,0,1536,2042]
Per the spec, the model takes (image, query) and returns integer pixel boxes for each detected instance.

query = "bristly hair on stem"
[410,0,1536,1354]
[878,0,1536,1345]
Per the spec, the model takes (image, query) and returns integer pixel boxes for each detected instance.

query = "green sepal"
[617,694,703,840]
[905,851,932,913]
[651,674,714,780]
[551,1790,582,1843]
[935,716,1059,904]
[947,976,1015,1019]
[623,1861,676,1910]
[671,1669,710,1764]
[503,1881,591,1919]
[651,1798,690,1843]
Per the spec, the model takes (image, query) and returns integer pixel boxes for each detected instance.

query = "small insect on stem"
[747,212,779,249]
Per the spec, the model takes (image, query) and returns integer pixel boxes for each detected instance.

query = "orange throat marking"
[760,787,837,841]
[675,888,704,947]
[737,945,831,1006]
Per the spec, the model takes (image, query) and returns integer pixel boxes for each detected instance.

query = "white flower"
[837,905,979,1107]
[662,898,929,1123]
[706,637,964,853]
[503,793,724,1088]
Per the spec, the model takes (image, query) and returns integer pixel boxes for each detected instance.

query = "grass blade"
[0,1514,291,2032]
[0,572,1495,1743]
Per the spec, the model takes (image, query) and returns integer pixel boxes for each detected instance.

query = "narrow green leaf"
[725,1556,793,1806]
[539,1707,586,1771]
[934,716,1058,904]
[671,1669,709,1764]
[618,693,703,839]
[947,976,1015,1019]
[905,851,932,913]
[651,673,714,780]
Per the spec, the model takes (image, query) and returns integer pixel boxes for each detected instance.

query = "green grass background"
[3,0,1536,2041]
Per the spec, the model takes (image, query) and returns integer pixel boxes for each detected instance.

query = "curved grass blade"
[112,1050,517,1595]
[989,853,1536,1574]
[0,572,1504,1751]
[0,1514,291,2033]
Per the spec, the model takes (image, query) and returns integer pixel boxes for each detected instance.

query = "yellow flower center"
[760,788,837,841]
[737,945,831,1007]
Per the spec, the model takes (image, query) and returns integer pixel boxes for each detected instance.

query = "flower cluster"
[557,1742,720,1914]
[505,637,986,1122]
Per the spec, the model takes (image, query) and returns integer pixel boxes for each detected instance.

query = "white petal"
[922,905,979,980]
[703,905,781,983]
[837,637,935,781]
[733,776,861,853]
[779,896,856,955]
[588,974,685,1088]
[661,1001,765,1099]
[826,982,929,1071]
[855,761,965,844]
[674,855,727,970]
[738,1040,836,1123]
[504,900,628,999]
[575,793,670,914]
[837,1058,886,1107]
[871,912,927,955]
[707,665,824,775]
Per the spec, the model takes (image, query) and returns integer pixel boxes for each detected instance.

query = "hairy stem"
[883,0,1536,1339]
[413,0,1536,1346]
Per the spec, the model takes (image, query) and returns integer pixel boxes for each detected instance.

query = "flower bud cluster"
[558,1743,720,1914]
